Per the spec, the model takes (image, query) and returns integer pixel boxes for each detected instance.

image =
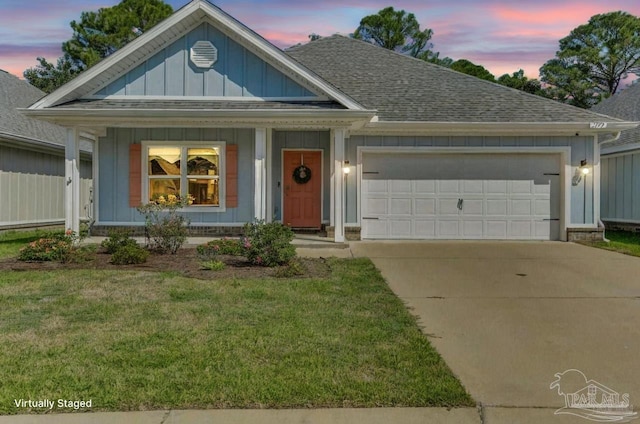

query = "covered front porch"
[61,123,356,243]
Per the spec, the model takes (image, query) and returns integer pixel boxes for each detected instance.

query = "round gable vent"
[190,41,218,69]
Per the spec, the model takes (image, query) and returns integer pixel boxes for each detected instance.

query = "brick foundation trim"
[602,221,640,233]
[90,225,244,237]
[325,226,361,241]
[567,227,605,242]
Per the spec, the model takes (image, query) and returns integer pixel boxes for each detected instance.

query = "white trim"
[254,128,267,221]
[65,128,81,234]
[593,135,601,227]
[0,219,65,229]
[356,146,572,241]
[333,129,346,242]
[81,95,331,102]
[329,131,335,226]
[266,129,273,222]
[141,140,226,212]
[566,224,601,229]
[93,138,100,225]
[354,121,639,137]
[280,148,324,229]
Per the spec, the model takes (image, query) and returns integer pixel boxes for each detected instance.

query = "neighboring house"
[591,82,640,232]
[0,70,92,230]
[23,0,638,242]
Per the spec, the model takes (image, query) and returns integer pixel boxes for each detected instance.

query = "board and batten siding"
[271,131,331,223]
[0,144,92,228]
[97,128,255,225]
[93,23,315,98]
[346,135,595,225]
[601,151,640,223]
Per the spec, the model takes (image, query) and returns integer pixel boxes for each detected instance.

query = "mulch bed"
[0,247,332,280]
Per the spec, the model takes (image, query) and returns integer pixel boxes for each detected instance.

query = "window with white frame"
[146,144,224,207]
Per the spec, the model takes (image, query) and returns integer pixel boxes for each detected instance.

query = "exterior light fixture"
[580,159,590,175]
[343,160,351,175]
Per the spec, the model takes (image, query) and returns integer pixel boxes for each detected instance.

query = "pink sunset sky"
[1,0,640,80]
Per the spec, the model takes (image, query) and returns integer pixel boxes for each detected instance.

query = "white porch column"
[65,127,81,234]
[333,129,346,242]
[254,128,267,221]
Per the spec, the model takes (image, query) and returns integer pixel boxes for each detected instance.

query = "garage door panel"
[390,198,412,215]
[510,221,533,238]
[415,198,436,215]
[415,220,436,237]
[511,199,533,215]
[365,197,388,215]
[439,180,460,194]
[511,180,533,194]
[390,220,412,238]
[361,153,560,240]
[439,199,461,215]
[415,180,436,194]
[486,180,508,194]
[390,180,412,193]
[487,199,508,216]
[365,180,388,194]
[535,199,551,215]
[462,180,484,194]
[462,199,483,215]
[462,220,483,238]
[438,220,459,237]
[486,221,508,238]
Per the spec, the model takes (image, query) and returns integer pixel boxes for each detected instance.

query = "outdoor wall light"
[580,159,590,175]
[572,159,590,185]
[343,160,351,175]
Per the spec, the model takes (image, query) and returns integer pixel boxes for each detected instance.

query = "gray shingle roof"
[286,35,624,124]
[0,70,68,147]
[591,82,640,148]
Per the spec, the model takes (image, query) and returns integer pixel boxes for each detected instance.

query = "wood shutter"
[129,144,142,207]
[225,144,238,208]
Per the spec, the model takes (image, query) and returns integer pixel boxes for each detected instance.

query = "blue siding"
[347,135,595,226]
[601,151,640,222]
[95,23,315,98]
[98,127,255,224]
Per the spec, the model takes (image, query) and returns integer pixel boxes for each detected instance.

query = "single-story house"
[0,69,92,230]
[591,82,640,232]
[23,0,639,242]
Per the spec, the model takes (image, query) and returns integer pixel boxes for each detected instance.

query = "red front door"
[283,150,322,228]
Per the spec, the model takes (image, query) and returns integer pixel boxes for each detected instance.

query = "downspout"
[596,131,622,243]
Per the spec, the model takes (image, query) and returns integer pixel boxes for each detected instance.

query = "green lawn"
[0,230,61,259]
[0,258,472,414]
[585,230,640,257]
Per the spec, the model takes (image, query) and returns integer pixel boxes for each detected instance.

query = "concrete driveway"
[351,241,640,423]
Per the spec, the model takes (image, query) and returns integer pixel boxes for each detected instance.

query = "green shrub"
[200,259,225,271]
[17,230,81,262]
[137,198,190,254]
[197,238,243,260]
[101,229,138,253]
[110,244,149,265]
[242,220,296,267]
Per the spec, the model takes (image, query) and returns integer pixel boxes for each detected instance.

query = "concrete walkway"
[351,241,640,424]
[0,408,481,424]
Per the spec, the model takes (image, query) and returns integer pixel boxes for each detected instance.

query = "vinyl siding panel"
[96,23,315,98]
[98,127,254,225]
[601,152,640,222]
[0,144,92,227]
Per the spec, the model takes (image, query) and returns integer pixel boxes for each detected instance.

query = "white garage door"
[361,153,561,240]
